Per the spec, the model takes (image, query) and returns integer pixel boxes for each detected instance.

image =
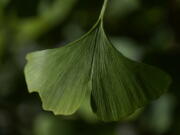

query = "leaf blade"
[24,22,171,121]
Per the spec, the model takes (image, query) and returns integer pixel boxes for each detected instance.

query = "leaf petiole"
[99,0,108,21]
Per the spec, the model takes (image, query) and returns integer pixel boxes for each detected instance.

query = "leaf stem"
[99,0,108,21]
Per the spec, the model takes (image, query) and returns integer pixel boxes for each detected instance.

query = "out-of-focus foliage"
[0,0,180,134]
[16,0,77,44]
[107,0,140,19]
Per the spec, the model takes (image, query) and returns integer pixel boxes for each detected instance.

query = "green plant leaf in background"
[16,0,77,44]
[24,0,171,121]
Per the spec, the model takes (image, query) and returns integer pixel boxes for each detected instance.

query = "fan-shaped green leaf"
[24,0,171,121]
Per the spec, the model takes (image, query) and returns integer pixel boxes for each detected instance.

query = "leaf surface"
[24,0,171,121]
[89,27,171,121]
[25,25,99,114]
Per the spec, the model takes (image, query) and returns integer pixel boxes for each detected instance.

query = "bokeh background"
[0,0,180,135]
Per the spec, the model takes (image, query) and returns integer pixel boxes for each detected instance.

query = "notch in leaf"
[24,0,172,121]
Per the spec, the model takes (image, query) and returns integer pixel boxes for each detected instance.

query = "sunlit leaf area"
[0,0,180,135]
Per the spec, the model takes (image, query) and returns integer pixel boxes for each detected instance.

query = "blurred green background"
[0,0,180,135]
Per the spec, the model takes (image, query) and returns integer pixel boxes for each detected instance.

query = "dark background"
[0,0,180,135]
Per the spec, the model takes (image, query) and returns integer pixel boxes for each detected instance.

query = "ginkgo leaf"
[24,0,172,121]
